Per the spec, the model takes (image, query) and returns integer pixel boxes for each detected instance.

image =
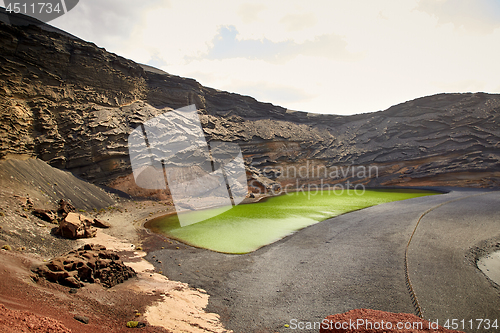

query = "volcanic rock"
[93,218,111,229]
[73,315,89,324]
[57,212,96,239]
[32,209,56,223]
[0,304,72,333]
[320,309,464,333]
[33,243,136,288]
[57,199,75,217]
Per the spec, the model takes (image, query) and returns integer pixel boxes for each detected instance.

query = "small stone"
[74,315,89,324]
[93,218,111,228]
[64,276,82,288]
[69,288,78,294]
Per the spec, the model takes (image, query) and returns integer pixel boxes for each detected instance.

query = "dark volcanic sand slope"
[0,158,115,210]
[0,158,117,258]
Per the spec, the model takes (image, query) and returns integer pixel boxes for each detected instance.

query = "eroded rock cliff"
[0,9,499,197]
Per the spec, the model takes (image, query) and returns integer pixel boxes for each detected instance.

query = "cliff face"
[1,11,499,197]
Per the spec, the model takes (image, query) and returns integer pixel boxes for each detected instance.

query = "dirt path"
[407,191,500,331]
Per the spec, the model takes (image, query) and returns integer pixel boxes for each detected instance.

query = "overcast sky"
[7,0,500,115]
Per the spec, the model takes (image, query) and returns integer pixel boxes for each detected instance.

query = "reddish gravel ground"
[0,249,170,333]
[320,309,465,333]
[0,304,72,333]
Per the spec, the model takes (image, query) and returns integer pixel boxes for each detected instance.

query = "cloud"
[147,53,170,70]
[377,11,389,21]
[51,0,166,52]
[199,25,357,64]
[237,3,266,24]
[279,13,317,31]
[431,79,486,92]
[231,81,314,105]
[47,0,500,115]
[416,0,500,33]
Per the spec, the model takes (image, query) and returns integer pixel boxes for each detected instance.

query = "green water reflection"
[146,189,439,254]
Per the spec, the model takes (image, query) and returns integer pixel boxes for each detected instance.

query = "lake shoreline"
[142,188,500,332]
[141,187,443,254]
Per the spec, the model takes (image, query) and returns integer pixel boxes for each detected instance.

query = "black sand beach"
[145,189,500,333]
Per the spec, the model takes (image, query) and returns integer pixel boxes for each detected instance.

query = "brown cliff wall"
[0,10,499,196]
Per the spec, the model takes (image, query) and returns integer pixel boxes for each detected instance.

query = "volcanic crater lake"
[145,189,439,254]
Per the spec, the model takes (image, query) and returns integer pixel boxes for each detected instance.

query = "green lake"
[145,189,439,254]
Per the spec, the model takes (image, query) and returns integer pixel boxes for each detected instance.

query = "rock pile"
[320,309,464,333]
[31,199,110,239]
[56,212,96,239]
[32,244,136,288]
[0,304,72,333]
[31,198,75,224]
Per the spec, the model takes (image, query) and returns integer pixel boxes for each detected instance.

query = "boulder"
[32,209,57,223]
[33,244,136,288]
[57,212,96,239]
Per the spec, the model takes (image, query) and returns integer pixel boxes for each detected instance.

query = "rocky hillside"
[0,9,499,196]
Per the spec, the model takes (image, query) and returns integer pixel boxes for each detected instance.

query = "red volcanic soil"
[320,309,464,333]
[0,304,72,333]
[0,249,170,333]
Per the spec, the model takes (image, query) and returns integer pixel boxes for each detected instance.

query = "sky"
[4,0,500,115]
